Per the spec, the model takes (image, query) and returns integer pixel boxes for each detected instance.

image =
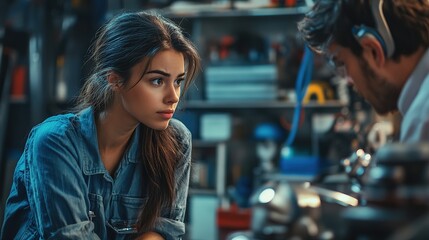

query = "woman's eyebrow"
[177,72,185,78]
[146,70,170,77]
[146,70,186,78]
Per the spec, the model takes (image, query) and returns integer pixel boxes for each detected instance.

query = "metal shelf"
[189,188,217,195]
[179,100,347,110]
[161,6,310,19]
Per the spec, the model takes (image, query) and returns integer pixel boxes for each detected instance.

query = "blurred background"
[0,0,402,239]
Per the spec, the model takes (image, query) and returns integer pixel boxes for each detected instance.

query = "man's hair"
[297,0,429,60]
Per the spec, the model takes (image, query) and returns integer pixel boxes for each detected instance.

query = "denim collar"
[78,107,141,175]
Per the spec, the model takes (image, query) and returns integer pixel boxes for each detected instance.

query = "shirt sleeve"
[25,121,100,240]
[400,110,429,143]
[154,120,192,240]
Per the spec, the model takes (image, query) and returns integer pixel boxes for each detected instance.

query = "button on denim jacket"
[1,107,192,240]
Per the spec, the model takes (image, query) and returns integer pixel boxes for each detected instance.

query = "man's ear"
[107,72,122,90]
[358,35,386,67]
[352,25,387,67]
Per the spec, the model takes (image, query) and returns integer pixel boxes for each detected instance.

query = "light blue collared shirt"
[1,107,192,240]
[398,48,429,142]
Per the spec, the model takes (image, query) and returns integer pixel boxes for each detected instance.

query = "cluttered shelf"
[161,5,310,19]
[180,100,347,110]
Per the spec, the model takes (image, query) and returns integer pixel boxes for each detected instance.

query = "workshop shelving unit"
[163,3,347,187]
[160,4,349,240]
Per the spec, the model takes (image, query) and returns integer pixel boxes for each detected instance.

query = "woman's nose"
[165,84,180,104]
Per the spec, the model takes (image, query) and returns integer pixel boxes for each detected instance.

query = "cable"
[285,45,314,146]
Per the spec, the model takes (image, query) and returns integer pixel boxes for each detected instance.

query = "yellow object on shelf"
[303,81,334,104]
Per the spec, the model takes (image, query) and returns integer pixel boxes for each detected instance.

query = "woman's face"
[118,49,185,130]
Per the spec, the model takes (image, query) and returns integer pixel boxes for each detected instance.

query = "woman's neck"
[95,107,138,175]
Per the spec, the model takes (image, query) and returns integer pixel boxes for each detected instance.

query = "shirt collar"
[78,107,141,175]
[398,48,429,116]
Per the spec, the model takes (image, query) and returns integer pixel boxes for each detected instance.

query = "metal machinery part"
[228,143,429,240]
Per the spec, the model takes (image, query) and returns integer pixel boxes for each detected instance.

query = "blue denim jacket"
[1,107,191,240]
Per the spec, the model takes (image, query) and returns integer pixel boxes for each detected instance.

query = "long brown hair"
[75,10,200,232]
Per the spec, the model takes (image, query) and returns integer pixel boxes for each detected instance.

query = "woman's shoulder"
[169,119,192,166]
[30,113,79,144]
[169,118,191,141]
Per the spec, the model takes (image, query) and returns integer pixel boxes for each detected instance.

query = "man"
[297,0,429,143]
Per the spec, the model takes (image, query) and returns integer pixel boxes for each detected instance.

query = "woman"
[1,10,200,240]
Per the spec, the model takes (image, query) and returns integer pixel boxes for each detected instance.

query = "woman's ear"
[107,72,122,90]
[356,35,386,68]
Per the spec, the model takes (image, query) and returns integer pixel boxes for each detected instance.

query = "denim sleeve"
[154,120,192,240]
[25,123,100,239]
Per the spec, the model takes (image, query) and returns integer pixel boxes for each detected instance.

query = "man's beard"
[358,58,401,115]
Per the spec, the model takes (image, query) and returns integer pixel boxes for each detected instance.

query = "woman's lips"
[157,111,174,119]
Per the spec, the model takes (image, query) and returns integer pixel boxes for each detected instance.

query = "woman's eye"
[175,78,185,87]
[151,78,163,86]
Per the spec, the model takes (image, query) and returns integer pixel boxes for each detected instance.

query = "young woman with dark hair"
[1,10,200,240]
